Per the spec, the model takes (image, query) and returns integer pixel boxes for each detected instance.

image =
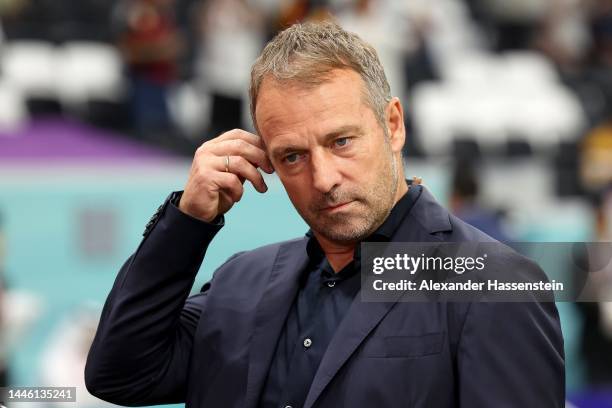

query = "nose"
[310,148,342,194]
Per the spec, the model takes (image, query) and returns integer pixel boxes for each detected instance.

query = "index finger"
[209,139,273,173]
[211,129,264,149]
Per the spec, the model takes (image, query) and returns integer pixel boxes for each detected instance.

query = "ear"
[385,97,405,154]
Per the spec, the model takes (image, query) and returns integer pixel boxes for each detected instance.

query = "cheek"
[342,147,385,178]
[279,176,310,206]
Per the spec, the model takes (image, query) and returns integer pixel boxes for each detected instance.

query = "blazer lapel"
[303,288,406,408]
[304,186,453,408]
[244,238,310,408]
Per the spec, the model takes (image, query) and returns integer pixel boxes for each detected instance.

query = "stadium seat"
[168,81,212,139]
[411,82,457,154]
[56,42,125,108]
[1,40,58,98]
[411,49,586,156]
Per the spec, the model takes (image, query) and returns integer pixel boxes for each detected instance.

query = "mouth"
[321,201,354,212]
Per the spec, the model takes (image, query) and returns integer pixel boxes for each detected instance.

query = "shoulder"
[199,236,307,290]
[219,236,307,268]
[446,212,498,243]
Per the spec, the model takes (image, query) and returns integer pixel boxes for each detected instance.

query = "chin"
[317,221,374,243]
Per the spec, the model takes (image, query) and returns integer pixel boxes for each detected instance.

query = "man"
[85,21,564,407]
[113,0,183,134]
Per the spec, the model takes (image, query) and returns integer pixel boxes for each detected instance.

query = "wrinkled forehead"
[256,67,369,101]
[256,70,370,131]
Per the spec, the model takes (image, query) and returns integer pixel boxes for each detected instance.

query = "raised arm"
[85,129,273,405]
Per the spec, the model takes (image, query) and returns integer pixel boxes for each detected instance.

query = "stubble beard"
[306,148,400,244]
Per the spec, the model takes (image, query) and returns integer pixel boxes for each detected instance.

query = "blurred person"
[0,211,45,389]
[532,0,591,70]
[589,0,612,67]
[471,0,562,50]
[335,0,438,156]
[581,112,612,191]
[583,0,612,118]
[113,0,184,136]
[573,187,612,403]
[194,0,265,136]
[557,0,612,127]
[85,21,564,407]
[0,212,42,390]
[276,0,331,28]
[469,0,590,64]
[0,0,27,17]
[336,0,417,109]
[450,161,512,242]
[475,0,544,50]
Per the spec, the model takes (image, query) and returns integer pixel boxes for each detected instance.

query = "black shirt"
[259,181,422,408]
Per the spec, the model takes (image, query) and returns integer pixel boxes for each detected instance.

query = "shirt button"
[327,281,336,288]
[303,338,312,348]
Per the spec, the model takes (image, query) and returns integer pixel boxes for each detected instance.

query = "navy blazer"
[85,187,565,407]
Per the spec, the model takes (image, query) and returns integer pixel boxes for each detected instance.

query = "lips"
[321,201,353,212]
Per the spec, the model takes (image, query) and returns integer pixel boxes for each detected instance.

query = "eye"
[284,153,301,164]
[334,137,351,147]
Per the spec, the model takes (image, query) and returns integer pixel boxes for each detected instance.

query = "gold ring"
[225,155,230,172]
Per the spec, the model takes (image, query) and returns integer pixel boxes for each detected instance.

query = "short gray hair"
[249,20,392,133]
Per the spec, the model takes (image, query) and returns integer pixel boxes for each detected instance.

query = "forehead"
[255,69,374,143]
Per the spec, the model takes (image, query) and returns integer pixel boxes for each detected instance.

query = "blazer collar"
[403,186,453,237]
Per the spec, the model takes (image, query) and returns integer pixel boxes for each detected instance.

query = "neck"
[394,175,409,205]
[315,178,410,273]
[313,233,356,273]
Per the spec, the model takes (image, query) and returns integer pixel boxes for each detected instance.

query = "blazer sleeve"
[84,199,224,406]
[457,295,565,406]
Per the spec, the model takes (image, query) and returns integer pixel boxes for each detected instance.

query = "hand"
[179,129,274,222]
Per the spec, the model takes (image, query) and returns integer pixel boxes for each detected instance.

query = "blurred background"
[0,0,612,406]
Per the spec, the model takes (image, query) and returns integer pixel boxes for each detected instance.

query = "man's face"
[256,69,404,244]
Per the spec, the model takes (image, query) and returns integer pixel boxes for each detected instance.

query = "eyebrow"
[271,125,364,159]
